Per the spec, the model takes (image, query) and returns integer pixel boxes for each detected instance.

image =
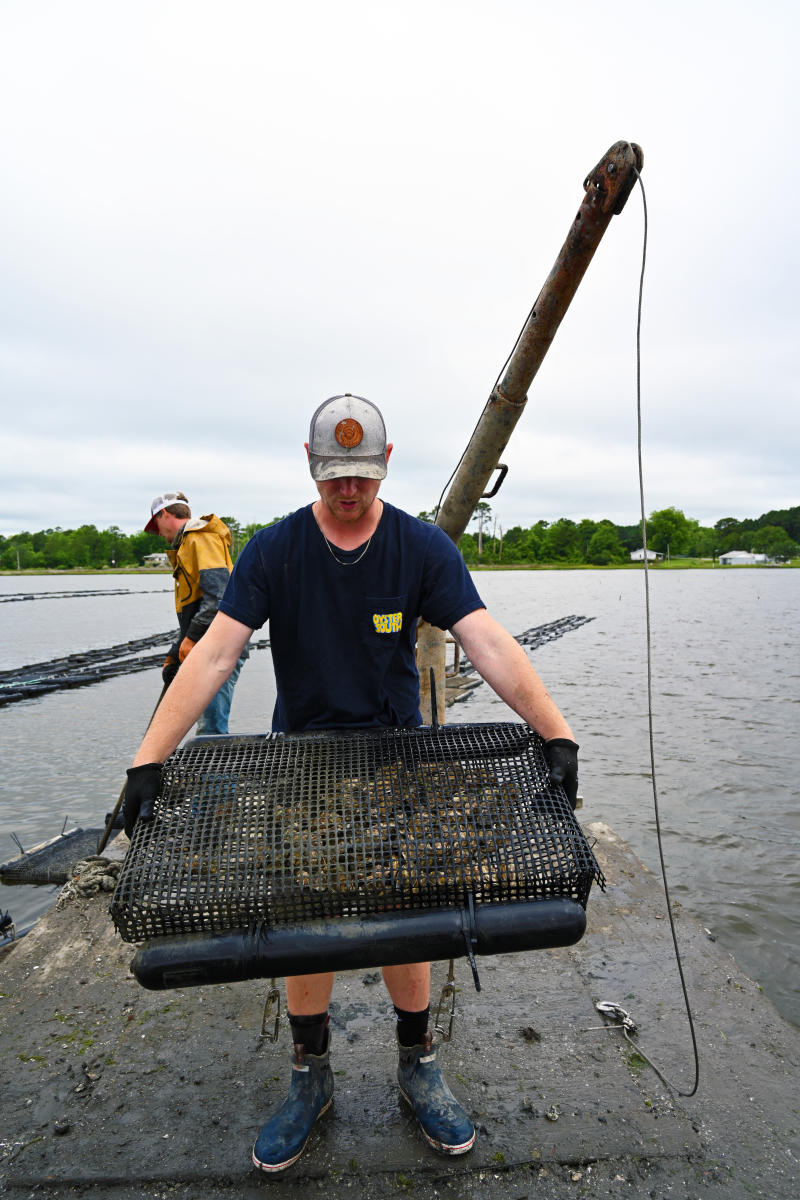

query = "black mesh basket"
[112,724,604,989]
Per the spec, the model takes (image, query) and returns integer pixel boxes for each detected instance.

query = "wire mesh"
[111,724,604,943]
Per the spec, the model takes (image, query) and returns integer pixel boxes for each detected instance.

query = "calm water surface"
[1,569,798,1029]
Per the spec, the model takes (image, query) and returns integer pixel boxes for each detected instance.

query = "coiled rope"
[56,857,121,909]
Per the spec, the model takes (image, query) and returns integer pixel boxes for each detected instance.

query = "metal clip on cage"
[260,979,281,1044]
[434,960,457,1043]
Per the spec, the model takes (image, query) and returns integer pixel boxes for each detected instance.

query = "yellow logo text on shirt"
[373,611,402,634]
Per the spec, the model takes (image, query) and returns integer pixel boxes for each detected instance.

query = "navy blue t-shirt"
[219,501,484,732]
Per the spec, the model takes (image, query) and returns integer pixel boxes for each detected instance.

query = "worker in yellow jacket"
[145,490,248,734]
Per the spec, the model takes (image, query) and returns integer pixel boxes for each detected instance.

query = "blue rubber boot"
[252,1033,333,1173]
[397,1032,475,1155]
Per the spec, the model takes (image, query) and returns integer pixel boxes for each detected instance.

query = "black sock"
[288,1011,329,1056]
[394,1005,430,1047]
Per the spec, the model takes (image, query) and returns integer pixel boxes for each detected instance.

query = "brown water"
[1,569,798,1029]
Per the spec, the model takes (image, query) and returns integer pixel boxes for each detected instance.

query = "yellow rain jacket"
[165,514,237,657]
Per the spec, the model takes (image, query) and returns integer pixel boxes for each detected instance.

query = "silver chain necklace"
[321,531,373,565]
[314,507,374,565]
[313,502,379,565]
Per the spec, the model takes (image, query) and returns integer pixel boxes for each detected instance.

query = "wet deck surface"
[1,822,798,1199]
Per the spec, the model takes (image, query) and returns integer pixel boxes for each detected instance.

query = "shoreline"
[2,561,797,576]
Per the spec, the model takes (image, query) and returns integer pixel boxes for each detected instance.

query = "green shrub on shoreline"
[2,503,797,571]
[3,558,797,577]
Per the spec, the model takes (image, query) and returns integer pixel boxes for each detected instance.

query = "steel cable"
[629,159,701,1097]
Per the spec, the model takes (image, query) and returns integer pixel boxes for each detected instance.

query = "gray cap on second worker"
[308,393,388,482]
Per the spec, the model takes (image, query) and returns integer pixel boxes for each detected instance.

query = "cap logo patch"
[335,418,363,449]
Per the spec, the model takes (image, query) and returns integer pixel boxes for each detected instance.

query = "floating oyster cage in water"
[1,827,103,886]
[113,724,602,932]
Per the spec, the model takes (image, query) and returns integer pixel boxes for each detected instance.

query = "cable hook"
[434,959,457,1042]
[260,979,281,1043]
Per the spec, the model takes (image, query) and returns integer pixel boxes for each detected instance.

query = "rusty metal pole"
[436,140,643,546]
[418,140,643,723]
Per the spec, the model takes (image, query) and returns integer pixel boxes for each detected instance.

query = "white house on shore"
[718,550,769,566]
[142,552,170,568]
[630,548,663,562]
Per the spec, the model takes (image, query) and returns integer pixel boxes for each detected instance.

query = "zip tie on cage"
[461,892,481,992]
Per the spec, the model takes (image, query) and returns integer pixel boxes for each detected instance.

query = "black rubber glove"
[544,738,579,810]
[123,763,163,838]
[162,655,179,686]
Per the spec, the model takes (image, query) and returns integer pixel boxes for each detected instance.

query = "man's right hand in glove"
[162,654,179,685]
[544,738,580,810]
[123,763,163,839]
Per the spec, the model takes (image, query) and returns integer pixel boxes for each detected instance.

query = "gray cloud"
[1,0,797,538]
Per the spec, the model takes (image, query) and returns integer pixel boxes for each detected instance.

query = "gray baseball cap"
[308,393,388,482]
[144,491,190,533]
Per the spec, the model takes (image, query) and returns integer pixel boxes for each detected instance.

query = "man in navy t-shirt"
[220,486,484,734]
[125,393,579,1174]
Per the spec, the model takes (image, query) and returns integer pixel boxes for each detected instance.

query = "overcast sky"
[1,0,797,538]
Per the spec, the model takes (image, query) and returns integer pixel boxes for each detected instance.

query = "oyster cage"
[111,723,604,944]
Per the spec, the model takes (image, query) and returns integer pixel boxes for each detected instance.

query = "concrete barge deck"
[1,822,797,1199]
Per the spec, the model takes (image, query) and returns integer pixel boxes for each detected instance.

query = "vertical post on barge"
[418,140,644,723]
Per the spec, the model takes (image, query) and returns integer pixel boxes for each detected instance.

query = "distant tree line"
[2,506,797,571]
[425,503,800,565]
[0,518,275,571]
[0,524,159,571]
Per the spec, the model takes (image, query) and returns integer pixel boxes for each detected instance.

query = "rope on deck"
[56,857,121,909]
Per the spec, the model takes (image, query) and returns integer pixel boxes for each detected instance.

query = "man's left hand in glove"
[162,654,179,685]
